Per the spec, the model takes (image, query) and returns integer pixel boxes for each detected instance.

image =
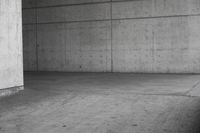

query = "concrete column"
[0,0,23,92]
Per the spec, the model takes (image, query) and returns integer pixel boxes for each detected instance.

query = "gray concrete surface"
[0,0,23,90]
[0,86,23,98]
[22,0,200,73]
[1,73,200,133]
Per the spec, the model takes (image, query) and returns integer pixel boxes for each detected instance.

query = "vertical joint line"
[111,0,113,72]
[35,0,39,71]
[152,31,155,72]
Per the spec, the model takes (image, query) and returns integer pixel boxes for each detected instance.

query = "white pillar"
[0,0,23,90]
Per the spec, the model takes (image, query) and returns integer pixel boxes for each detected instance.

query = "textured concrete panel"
[153,16,200,73]
[113,16,200,73]
[22,9,36,24]
[22,0,36,8]
[112,0,154,19]
[37,24,66,71]
[112,19,154,72]
[112,0,200,19]
[37,21,111,72]
[37,3,110,23]
[67,50,111,72]
[153,17,189,73]
[65,21,111,72]
[0,0,23,89]
[67,22,111,51]
[23,25,37,71]
[37,0,110,7]
[153,0,200,16]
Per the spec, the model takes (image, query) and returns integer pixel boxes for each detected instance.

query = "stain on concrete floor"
[1,72,200,133]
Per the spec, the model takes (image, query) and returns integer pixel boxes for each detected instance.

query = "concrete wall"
[23,0,200,73]
[0,0,23,90]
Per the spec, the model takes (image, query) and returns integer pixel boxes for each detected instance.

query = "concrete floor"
[1,72,200,133]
